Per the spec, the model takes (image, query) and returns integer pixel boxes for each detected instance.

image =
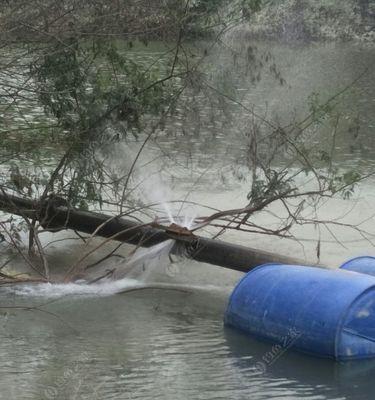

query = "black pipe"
[0,191,301,273]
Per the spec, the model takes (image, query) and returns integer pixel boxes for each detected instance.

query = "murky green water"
[1,40,375,399]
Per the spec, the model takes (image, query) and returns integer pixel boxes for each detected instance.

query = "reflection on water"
[1,287,375,400]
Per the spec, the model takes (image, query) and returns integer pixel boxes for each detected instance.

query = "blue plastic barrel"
[225,264,375,360]
[340,256,375,277]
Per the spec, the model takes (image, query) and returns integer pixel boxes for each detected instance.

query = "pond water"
[1,40,375,399]
[2,280,375,400]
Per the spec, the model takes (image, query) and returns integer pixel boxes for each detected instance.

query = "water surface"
[1,40,375,399]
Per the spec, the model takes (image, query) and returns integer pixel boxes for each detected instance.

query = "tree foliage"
[0,0,370,280]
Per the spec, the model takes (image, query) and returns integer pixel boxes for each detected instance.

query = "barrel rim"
[335,284,375,360]
[340,256,375,270]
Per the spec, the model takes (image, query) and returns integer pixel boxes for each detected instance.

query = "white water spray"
[4,278,141,298]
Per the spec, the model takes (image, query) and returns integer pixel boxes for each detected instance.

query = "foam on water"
[4,278,226,300]
[3,238,203,299]
[5,278,142,298]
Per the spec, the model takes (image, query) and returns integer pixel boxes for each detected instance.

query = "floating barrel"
[340,256,375,277]
[225,264,375,360]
